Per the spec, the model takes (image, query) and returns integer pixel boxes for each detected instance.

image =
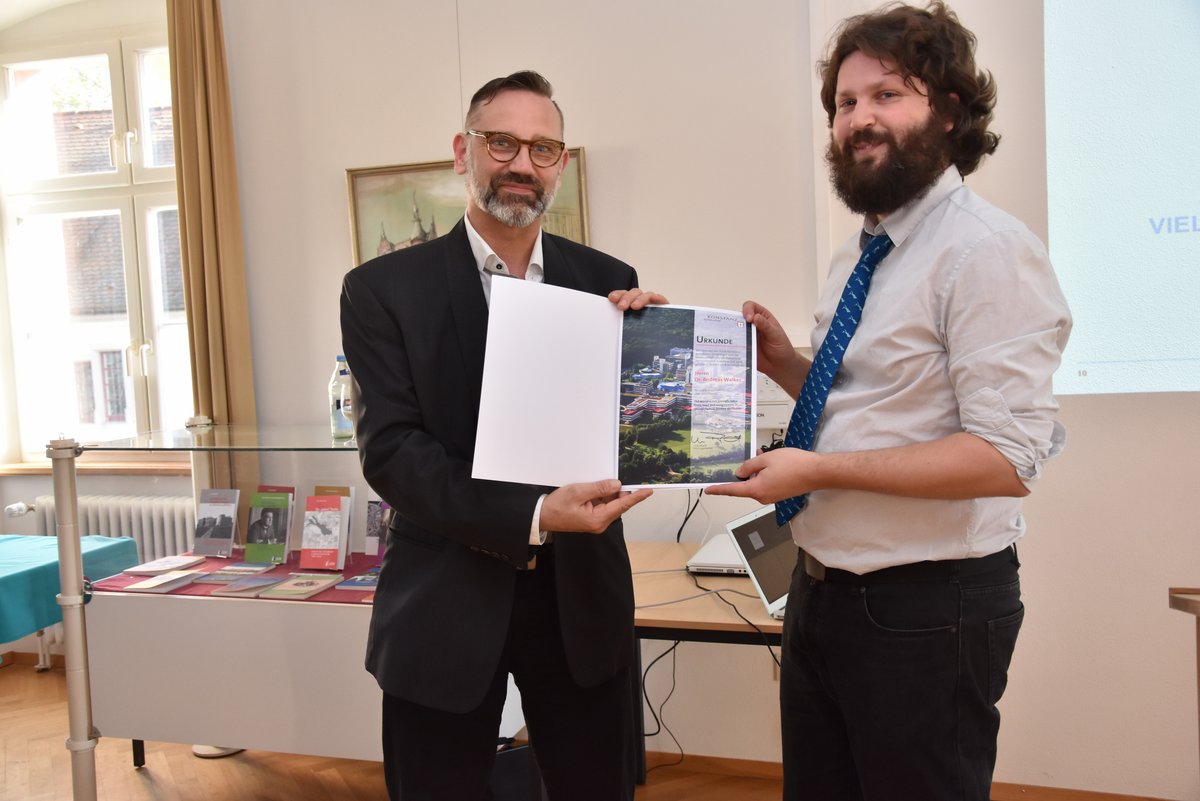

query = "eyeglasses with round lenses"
[466,130,565,168]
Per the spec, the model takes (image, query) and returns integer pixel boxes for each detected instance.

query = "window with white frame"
[0,35,192,461]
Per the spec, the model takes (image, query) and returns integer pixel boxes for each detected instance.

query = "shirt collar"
[861,166,963,249]
[463,213,545,282]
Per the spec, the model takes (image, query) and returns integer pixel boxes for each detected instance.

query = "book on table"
[473,278,757,490]
[298,494,344,570]
[257,572,343,600]
[257,483,297,548]
[124,570,204,593]
[245,491,291,565]
[211,574,290,597]
[192,562,277,584]
[334,565,380,591]
[123,553,207,575]
[315,483,356,557]
[298,494,348,570]
[192,488,240,558]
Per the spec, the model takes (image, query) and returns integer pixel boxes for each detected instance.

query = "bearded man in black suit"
[341,70,663,801]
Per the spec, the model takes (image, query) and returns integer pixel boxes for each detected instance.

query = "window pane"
[74,361,95,423]
[100,350,127,422]
[2,54,116,184]
[146,204,193,428]
[155,207,184,312]
[6,207,136,448]
[64,214,127,315]
[136,47,173,169]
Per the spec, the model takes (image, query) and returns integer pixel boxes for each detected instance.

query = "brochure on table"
[473,278,756,489]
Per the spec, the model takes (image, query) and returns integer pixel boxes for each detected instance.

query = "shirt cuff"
[529,494,549,546]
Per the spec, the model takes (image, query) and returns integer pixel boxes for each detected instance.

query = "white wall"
[218,0,816,430]
[218,2,1200,797]
[2,1,1197,798]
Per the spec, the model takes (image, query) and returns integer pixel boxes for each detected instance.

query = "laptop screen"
[725,506,797,606]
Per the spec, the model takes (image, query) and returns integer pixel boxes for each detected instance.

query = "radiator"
[34,494,196,563]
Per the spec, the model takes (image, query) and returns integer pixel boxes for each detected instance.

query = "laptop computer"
[685,532,747,575]
[724,505,798,620]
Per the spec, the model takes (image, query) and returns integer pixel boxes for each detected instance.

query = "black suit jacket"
[341,220,638,714]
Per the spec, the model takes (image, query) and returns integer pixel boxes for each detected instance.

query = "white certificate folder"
[472,278,756,489]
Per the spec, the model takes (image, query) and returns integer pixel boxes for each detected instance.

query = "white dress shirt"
[463,215,550,547]
[793,168,1073,573]
[464,213,545,300]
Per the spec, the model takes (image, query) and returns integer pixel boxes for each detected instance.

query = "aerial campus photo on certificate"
[617,305,756,487]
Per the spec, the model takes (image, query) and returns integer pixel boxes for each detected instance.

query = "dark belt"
[803,544,1017,584]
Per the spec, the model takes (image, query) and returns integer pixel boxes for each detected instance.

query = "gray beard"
[484,191,548,228]
[465,149,559,229]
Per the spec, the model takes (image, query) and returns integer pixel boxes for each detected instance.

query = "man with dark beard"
[707,4,1072,800]
[341,71,663,801]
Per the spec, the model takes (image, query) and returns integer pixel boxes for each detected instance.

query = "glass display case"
[48,424,364,801]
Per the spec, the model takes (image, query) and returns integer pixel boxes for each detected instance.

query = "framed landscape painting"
[346,147,588,266]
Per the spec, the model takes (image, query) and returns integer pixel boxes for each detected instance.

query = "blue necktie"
[775,233,894,526]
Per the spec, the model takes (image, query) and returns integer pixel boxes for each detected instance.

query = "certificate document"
[472,278,756,489]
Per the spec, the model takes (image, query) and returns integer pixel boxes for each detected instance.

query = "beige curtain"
[167,0,256,429]
[167,0,258,498]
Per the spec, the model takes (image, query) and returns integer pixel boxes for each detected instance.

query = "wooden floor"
[1,658,1165,801]
[0,659,780,801]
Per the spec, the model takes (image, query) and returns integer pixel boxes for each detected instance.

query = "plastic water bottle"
[329,355,354,438]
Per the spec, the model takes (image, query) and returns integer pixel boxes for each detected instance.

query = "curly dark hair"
[465,70,564,133]
[817,1,999,176]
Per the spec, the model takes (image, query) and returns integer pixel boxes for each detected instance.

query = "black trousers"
[381,547,632,801]
[781,546,1023,801]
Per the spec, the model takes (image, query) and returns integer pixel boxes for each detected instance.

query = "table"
[1169,588,1200,775]
[633,541,784,643]
[83,541,781,781]
[42,426,368,801]
[87,552,384,762]
[0,535,138,666]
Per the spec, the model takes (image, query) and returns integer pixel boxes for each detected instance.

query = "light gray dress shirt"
[793,167,1073,573]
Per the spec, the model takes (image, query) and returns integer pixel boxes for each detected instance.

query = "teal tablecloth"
[0,534,139,644]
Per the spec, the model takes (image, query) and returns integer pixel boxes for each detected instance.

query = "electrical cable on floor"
[641,491,702,773]
[641,640,685,772]
[641,486,781,774]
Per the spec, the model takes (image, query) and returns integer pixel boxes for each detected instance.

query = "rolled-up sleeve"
[944,228,1073,486]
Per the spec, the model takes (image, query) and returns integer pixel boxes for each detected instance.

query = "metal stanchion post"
[48,436,98,801]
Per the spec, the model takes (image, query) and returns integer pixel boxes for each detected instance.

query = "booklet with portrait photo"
[245,491,291,565]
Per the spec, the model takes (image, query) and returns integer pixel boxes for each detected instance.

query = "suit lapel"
[443,221,489,418]
[541,233,581,291]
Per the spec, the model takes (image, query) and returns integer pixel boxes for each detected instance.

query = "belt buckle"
[803,552,826,581]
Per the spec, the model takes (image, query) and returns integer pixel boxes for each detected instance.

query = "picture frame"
[346,147,589,266]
